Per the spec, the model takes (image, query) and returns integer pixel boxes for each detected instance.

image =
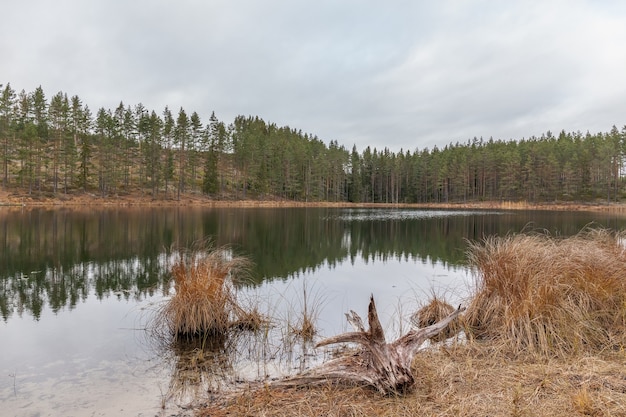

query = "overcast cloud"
[2,0,626,152]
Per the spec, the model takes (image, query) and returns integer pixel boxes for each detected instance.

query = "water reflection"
[0,255,170,321]
[2,207,626,321]
[3,207,626,415]
[164,337,233,403]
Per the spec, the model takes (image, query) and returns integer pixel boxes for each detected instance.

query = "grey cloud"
[1,0,625,152]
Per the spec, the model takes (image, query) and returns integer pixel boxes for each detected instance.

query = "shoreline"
[2,189,626,212]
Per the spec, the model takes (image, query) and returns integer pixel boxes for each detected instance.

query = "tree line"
[1,82,625,203]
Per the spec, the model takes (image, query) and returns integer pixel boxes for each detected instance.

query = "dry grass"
[189,229,626,416]
[287,284,323,342]
[153,244,264,341]
[152,245,274,405]
[464,228,626,357]
[198,345,626,417]
[290,313,317,342]
[412,297,462,343]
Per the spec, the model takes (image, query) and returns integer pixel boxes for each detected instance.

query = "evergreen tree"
[31,86,48,192]
[121,105,137,189]
[188,111,203,191]
[162,106,174,197]
[2,82,626,204]
[73,97,92,192]
[0,83,16,187]
[139,109,164,195]
[202,112,221,195]
[95,107,116,196]
[175,108,190,199]
[348,145,363,202]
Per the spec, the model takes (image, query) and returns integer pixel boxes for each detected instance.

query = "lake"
[2,206,625,416]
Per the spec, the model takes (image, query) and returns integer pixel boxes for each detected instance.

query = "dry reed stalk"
[288,284,323,342]
[464,228,626,356]
[153,244,261,341]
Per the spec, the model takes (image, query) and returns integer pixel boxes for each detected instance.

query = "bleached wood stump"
[276,295,465,394]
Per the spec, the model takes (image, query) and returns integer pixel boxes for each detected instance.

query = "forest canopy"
[1,82,624,203]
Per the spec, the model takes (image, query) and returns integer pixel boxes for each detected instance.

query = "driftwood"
[275,295,465,394]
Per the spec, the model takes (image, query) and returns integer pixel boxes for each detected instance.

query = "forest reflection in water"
[2,206,626,415]
[4,206,623,321]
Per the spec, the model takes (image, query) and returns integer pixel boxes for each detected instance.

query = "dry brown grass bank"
[199,345,626,417]
[464,228,626,357]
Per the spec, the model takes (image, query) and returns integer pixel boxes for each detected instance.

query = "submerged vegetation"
[285,283,324,343]
[150,243,335,404]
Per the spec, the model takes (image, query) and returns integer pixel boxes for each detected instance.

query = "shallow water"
[1,295,167,416]
[1,207,624,416]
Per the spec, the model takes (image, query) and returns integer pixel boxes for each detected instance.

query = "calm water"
[1,207,625,416]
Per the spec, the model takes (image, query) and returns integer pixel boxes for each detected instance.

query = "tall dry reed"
[154,244,257,340]
[464,228,626,356]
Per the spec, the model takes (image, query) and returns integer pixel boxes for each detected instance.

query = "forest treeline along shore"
[1,82,624,203]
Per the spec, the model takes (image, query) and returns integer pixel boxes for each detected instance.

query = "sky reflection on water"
[1,254,465,416]
[2,207,624,416]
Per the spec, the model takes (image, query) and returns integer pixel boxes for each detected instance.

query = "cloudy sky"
[2,1,626,152]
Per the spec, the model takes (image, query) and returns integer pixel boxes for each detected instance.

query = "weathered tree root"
[274,295,465,395]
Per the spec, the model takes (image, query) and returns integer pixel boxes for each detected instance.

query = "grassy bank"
[200,347,626,417]
[464,229,626,356]
[191,229,626,416]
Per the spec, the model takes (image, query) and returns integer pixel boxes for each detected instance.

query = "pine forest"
[1,83,625,204]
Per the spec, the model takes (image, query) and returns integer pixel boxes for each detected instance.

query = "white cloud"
[1,0,625,151]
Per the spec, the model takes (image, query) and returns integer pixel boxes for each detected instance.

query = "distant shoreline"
[1,189,625,212]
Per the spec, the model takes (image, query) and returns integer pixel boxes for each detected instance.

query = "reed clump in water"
[156,245,262,341]
[464,228,626,356]
[288,283,325,343]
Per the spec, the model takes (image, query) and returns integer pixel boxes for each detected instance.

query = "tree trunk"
[274,295,464,395]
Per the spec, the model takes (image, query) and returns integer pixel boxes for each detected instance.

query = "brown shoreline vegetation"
[2,188,626,212]
[200,348,626,417]
[184,230,626,416]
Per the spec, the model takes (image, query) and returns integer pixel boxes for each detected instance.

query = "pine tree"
[162,106,174,198]
[175,108,190,200]
[95,107,116,196]
[48,92,62,192]
[348,145,362,202]
[0,83,16,188]
[121,105,137,189]
[31,86,48,192]
[150,111,164,195]
[202,112,220,195]
[72,97,92,192]
[189,111,203,192]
